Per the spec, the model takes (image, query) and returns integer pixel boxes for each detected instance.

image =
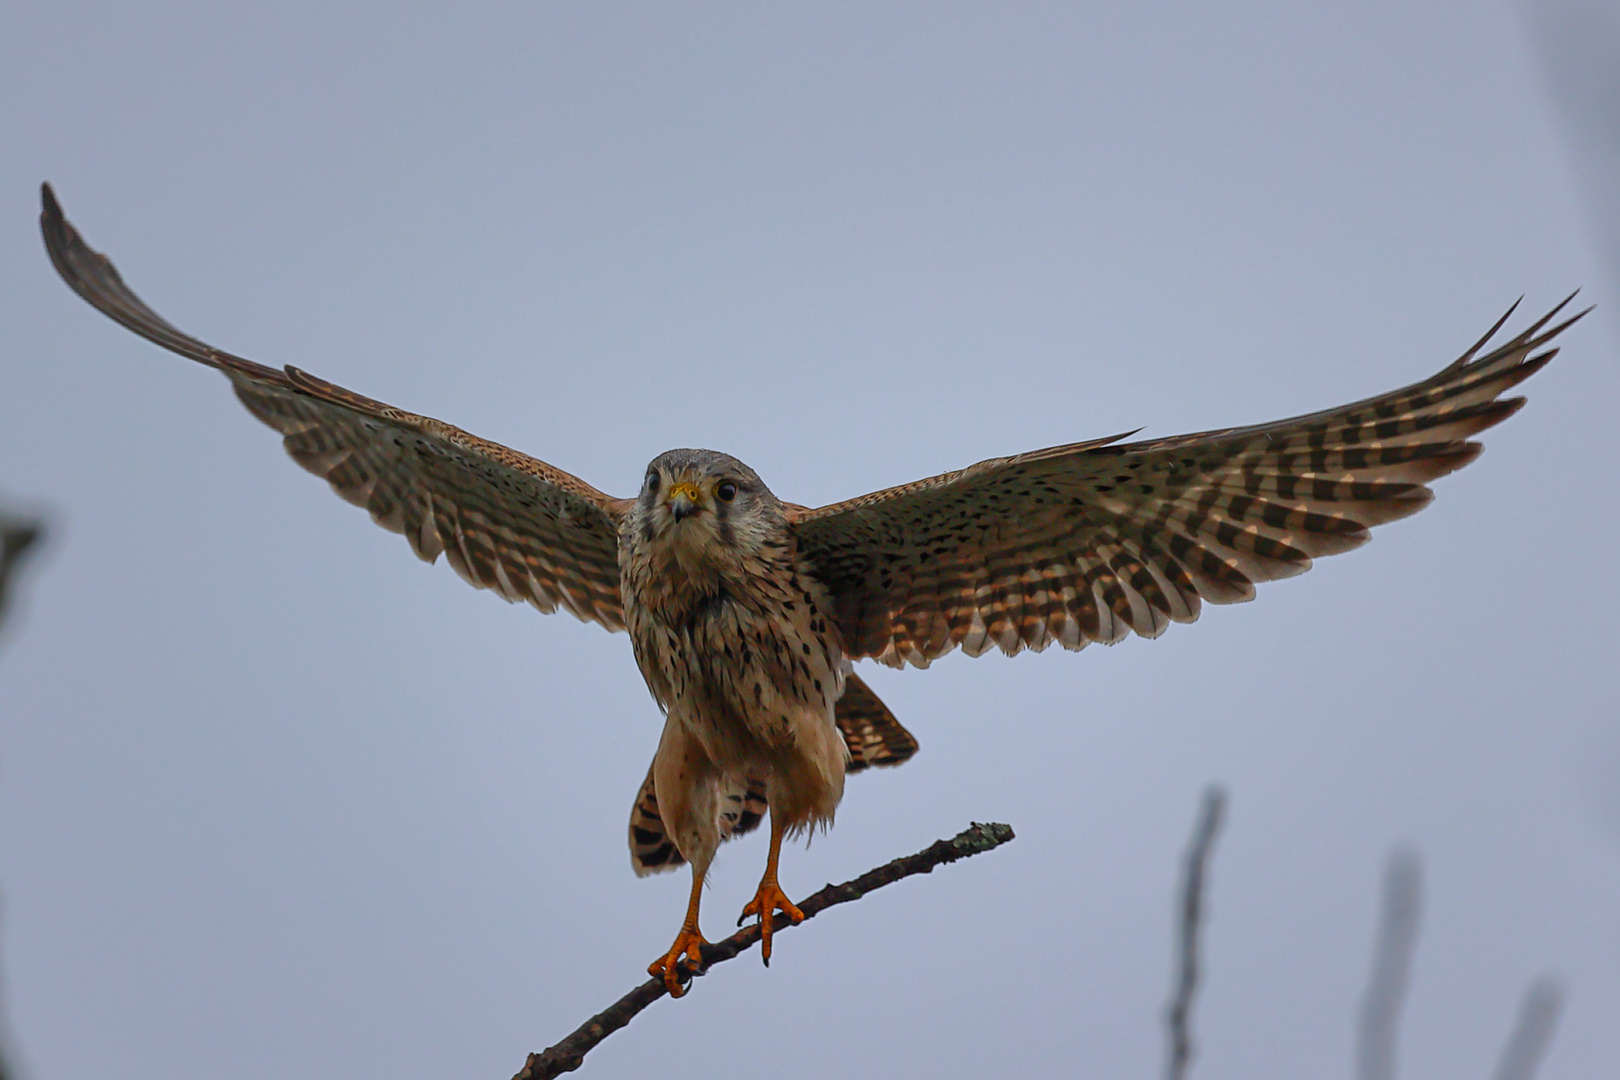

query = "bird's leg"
[648,864,709,997]
[738,809,804,965]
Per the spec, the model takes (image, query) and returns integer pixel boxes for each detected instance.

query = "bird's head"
[629,449,786,577]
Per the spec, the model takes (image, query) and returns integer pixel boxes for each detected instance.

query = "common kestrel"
[40,184,1583,996]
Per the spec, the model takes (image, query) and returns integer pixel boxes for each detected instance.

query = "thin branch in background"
[1356,847,1423,1080]
[1163,785,1226,1080]
[512,821,1016,1080]
[0,510,43,635]
[1521,0,1620,300]
[0,502,43,1080]
[1491,974,1565,1080]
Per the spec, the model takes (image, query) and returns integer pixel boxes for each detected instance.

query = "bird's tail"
[837,672,919,772]
[628,768,769,876]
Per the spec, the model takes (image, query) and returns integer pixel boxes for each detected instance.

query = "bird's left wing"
[42,184,629,630]
[791,300,1584,668]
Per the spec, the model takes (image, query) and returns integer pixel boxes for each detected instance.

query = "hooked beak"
[666,481,704,522]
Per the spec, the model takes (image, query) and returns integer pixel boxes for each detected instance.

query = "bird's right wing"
[42,184,629,630]
[791,298,1584,668]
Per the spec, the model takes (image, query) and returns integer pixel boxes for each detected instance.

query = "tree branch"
[1491,974,1564,1080]
[512,821,1016,1080]
[1164,785,1226,1080]
[0,510,43,636]
[1356,847,1422,1080]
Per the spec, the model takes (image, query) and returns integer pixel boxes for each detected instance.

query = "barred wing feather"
[792,298,1584,668]
[41,184,628,630]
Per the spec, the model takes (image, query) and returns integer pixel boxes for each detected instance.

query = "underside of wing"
[792,298,1585,668]
[42,184,628,630]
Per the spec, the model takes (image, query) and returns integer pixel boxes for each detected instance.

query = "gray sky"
[2,4,1617,1078]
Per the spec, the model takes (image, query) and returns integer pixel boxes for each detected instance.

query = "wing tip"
[38,180,80,281]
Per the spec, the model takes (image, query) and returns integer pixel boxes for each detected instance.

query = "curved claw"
[648,927,708,998]
[739,881,804,966]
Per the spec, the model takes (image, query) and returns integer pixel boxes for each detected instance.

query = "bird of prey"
[40,183,1583,997]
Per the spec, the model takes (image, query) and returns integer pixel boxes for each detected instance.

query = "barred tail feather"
[837,672,919,772]
[629,767,683,877]
[627,767,768,877]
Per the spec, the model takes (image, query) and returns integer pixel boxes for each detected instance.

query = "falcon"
[40,184,1583,996]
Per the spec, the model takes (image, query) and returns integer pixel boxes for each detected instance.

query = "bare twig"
[1164,786,1227,1080]
[0,511,43,635]
[1523,0,1620,299]
[512,821,1015,1080]
[1356,847,1423,1080]
[1491,974,1564,1080]
[0,505,42,1080]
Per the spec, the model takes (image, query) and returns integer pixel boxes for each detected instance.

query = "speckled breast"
[624,559,846,766]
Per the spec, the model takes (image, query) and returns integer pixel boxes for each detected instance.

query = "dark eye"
[645,471,660,492]
[716,480,737,502]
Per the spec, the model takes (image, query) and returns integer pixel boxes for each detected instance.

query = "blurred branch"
[1522,0,1620,302]
[1164,786,1226,1080]
[1356,847,1423,1080]
[1491,975,1565,1080]
[512,821,1016,1080]
[1352,847,1569,1080]
[0,505,43,1080]
[0,511,43,635]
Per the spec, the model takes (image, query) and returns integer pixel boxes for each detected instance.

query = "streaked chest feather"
[621,545,845,750]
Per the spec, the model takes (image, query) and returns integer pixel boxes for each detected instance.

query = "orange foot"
[648,927,708,998]
[738,880,804,966]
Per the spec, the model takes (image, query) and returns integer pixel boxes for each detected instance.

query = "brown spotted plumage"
[42,182,1583,998]
[793,300,1580,667]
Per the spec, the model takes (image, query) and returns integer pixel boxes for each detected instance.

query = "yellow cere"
[667,482,705,503]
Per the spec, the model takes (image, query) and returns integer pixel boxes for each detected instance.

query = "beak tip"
[666,483,704,522]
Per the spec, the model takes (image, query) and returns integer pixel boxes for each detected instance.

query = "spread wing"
[42,184,629,630]
[792,298,1585,668]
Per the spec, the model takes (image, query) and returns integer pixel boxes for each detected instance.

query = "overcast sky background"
[1,4,1617,1079]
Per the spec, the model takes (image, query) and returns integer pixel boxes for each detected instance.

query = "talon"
[649,927,708,998]
[740,880,804,965]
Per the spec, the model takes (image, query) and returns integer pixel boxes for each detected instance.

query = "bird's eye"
[716,480,737,502]
[645,472,660,492]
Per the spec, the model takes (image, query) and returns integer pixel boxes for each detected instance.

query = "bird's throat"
[649,526,735,610]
